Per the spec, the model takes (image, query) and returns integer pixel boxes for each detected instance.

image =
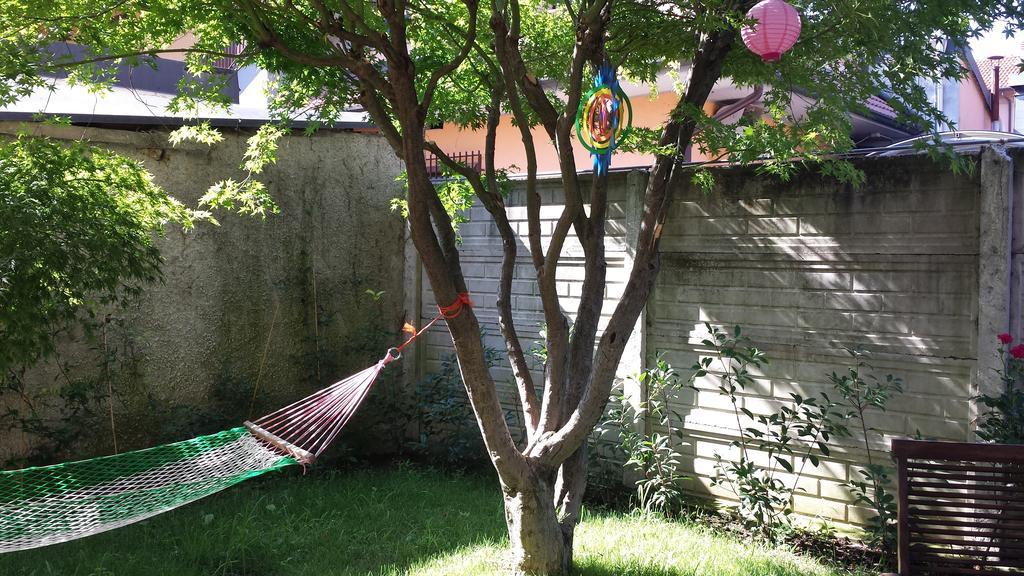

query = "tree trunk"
[503,470,571,576]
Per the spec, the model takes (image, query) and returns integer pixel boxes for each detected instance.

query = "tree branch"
[423,106,542,442]
[359,88,404,156]
[420,0,480,115]
[234,0,396,100]
[537,0,614,432]
[491,6,559,139]
[493,1,586,435]
[406,132,529,484]
[40,47,244,70]
[373,9,528,483]
[529,14,743,467]
[331,0,396,55]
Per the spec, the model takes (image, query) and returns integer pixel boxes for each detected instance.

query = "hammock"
[0,294,470,554]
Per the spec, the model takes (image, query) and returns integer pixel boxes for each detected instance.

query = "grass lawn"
[1,464,872,576]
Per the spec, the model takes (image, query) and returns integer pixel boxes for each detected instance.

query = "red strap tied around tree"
[439,292,474,319]
[385,292,474,364]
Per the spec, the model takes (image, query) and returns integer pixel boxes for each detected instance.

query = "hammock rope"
[0,293,472,554]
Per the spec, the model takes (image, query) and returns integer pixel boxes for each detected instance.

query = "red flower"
[999,333,1014,344]
[1011,344,1024,359]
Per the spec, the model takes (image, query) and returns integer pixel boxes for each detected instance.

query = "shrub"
[828,348,902,557]
[691,324,844,541]
[599,354,690,515]
[0,134,196,463]
[412,346,504,467]
[0,135,195,373]
[976,334,1024,444]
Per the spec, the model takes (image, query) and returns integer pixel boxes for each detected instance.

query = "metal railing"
[425,150,482,180]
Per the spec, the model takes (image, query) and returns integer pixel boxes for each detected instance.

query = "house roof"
[864,95,897,119]
[973,52,1024,94]
[1,43,372,130]
[956,40,1023,116]
[0,110,370,130]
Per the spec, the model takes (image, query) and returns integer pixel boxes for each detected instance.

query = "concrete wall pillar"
[973,146,1015,433]
[402,222,424,387]
[1009,151,1024,342]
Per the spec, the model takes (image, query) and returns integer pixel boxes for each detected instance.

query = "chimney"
[990,55,1004,131]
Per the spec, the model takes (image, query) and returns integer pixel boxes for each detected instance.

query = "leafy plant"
[175,123,282,219]
[0,135,197,463]
[829,348,902,556]
[0,135,196,375]
[528,323,549,366]
[692,324,843,541]
[390,170,476,244]
[412,346,503,467]
[600,354,690,515]
[976,334,1024,444]
[364,289,386,301]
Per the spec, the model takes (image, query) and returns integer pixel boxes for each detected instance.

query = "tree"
[3,0,1023,573]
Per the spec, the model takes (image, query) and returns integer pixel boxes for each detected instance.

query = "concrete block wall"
[652,156,991,524]
[413,172,644,431]
[408,150,1020,528]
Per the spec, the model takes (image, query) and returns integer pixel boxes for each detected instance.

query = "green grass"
[1,464,871,576]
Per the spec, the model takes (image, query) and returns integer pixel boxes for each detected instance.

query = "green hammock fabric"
[0,427,295,553]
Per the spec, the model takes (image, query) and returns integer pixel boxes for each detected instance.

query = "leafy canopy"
[3,0,1023,382]
[4,0,1023,191]
[2,0,1022,388]
[0,133,197,375]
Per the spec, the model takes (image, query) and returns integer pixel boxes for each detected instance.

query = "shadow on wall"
[408,152,1014,528]
[412,172,641,451]
[652,153,998,525]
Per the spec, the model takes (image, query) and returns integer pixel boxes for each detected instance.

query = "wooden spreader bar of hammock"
[244,421,315,465]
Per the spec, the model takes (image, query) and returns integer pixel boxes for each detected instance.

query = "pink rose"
[1011,345,1024,359]
[999,333,1014,344]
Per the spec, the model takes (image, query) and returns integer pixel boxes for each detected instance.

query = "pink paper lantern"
[741,0,802,62]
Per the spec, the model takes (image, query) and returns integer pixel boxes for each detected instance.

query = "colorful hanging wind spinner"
[576,62,632,175]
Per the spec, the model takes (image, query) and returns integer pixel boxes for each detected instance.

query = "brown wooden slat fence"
[893,439,1024,575]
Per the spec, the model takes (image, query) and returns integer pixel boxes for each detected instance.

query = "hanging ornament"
[576,62,632,175]
[741,0,802,63]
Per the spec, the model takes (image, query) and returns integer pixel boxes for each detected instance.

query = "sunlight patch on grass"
[573,513,861,576]
[397,512,873,576]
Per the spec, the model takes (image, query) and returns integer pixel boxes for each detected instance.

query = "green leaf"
[0,135,196,375]
[168,123,224,146]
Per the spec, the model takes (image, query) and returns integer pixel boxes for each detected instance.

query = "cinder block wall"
[411,148,1021,526]
[652,153,1005,524]
[413,171,645,431]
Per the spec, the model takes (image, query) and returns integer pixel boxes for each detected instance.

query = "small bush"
[598,354,690,515]
[829,348,902,560]
[411,346,504,467]
[691,324,844,541]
